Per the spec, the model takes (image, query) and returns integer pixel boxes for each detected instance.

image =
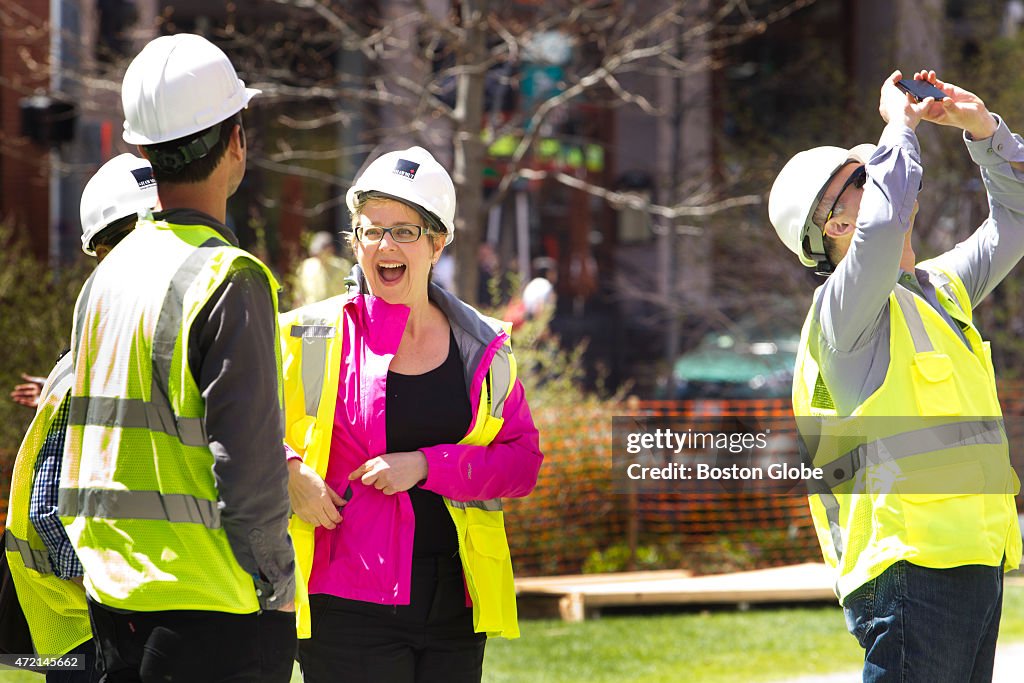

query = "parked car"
[665,331,799,399]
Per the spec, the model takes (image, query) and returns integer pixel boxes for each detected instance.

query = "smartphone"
[895,78,946,102]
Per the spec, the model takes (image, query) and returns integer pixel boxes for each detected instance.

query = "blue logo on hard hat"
[393,159,419,180]
[131,167,156,189]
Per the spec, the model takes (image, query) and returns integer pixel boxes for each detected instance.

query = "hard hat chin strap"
[802,227,834,277]
[146,123,224,174]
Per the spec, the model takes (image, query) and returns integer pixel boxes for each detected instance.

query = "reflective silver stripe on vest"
[290,325,335,338]
[69,238,227,448]
[818,419,1005,489]
[49,355,75,394]
[490,346,513,419]
[72,272,97,365]
[5,530,54,575]
[148,238,226,446]
[58,488,221,529]
[67,396,208,447]
[293,322,333,418]
[893,287,933,353]
[797,432,846,564]
[447,498,503,512]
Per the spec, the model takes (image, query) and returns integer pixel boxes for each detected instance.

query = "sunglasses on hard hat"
[823,164,867,226]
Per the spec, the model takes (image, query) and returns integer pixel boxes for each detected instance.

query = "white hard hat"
[768,143,875,269]
[80,153,158,256]
[346,146,457,245]
[121,33,260,145]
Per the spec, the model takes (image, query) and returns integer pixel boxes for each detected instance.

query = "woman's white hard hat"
[346,146,457,246]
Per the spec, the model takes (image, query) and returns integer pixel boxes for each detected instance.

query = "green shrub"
[0,224,90,454]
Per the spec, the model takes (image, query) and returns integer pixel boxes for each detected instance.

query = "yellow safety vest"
[280,292,519,639]
[59,218,281,613]
[793,263,1022,602]
[6,354,91,655]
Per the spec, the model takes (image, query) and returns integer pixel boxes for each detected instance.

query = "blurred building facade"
[1,0,1013,394]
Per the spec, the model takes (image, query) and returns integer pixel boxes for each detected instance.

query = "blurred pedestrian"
[294,230,352,305]
[522,256,557,321]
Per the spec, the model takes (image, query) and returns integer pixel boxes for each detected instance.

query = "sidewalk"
[775,642,1024,683]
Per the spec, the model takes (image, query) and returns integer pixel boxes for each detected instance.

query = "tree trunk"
[453,0,489,305]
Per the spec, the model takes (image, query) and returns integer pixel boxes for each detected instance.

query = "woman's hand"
[287,459,346,529]
[349,451,428,496]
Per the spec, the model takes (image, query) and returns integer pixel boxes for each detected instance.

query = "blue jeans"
[843,560,1004,683]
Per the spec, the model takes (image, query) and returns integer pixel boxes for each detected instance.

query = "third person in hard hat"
[282,146,544,682]
[6,153,156,682]
[769,70,1024,681]
[58,33,296,681]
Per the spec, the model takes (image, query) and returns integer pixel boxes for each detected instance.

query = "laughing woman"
[280,146,544,683]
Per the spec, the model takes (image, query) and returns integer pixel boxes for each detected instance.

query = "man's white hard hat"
[768,143,875,268]
[121,33,260,145]
[346,146,457,245]
[80,153,158,256]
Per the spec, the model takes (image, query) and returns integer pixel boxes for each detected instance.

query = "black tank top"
[386,328,471,557]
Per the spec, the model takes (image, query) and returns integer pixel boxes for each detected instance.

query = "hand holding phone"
[895,78,946,102]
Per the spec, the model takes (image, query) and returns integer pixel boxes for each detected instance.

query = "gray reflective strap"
[797,431,846,563]
[5,530,54,575]
[489,348,513,419]
[820,492,845,564]
[149,238,227,447]
[447,498,503,512]
[66,396,208,446]
[58,488,221,529]
[893,287,933,353]
[72,272,97,365]
[294,321,331,418]
[50,359,75,393]
[819,419,1005,488]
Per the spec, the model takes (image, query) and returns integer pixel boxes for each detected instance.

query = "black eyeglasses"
[355,224,430,244]
[823,164,867,226]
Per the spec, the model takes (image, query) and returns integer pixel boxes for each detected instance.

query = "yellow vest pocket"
[911,353,961,416]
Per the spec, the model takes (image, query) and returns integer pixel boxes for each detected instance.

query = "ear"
[823,218,856,240]
[228,124,245,160]
[432,237,445,264]
[137,145,150,160]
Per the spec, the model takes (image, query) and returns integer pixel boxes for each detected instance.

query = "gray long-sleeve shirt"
[155,209,295,610]
[812,116,1024,415]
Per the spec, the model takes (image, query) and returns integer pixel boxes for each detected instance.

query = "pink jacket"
[303,285,543,604]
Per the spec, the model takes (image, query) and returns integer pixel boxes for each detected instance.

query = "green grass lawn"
[2,585,1022,682]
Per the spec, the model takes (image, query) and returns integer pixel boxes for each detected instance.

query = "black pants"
[45,638,101,683]
[87,599,296,682]
[299,555,486,683]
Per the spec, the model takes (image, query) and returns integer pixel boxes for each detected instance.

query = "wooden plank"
[515,569,692,592]
[515,563,838,621]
